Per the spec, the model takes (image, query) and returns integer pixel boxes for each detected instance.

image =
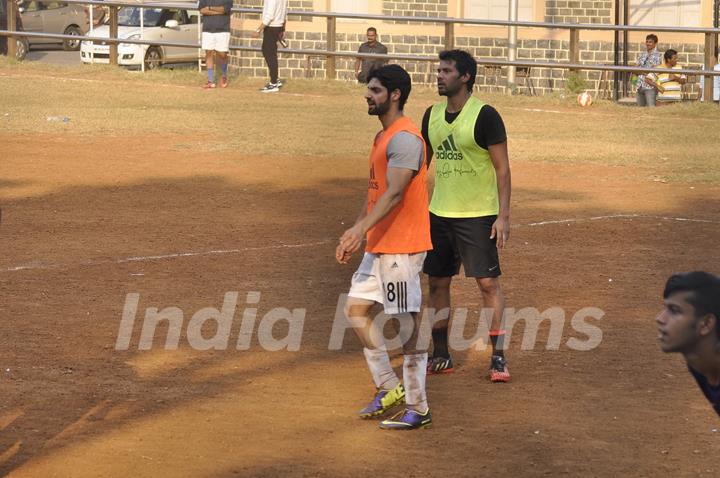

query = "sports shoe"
[202,81,216,89]
[489,355,510,382]
[379,408,432,430]
[358,383,405,419]
[427,356,454,374]
[260,82,280,93]
[220,76,228,88]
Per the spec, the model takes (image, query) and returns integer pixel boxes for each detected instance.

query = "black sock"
[431,328,450,358]
[490,333,505,358]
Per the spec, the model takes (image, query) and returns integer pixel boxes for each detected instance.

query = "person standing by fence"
[254,0,288,93]
[199,0,233,89]
[646,49,687,104]
[354,27,388,84]
[635,34,662,107]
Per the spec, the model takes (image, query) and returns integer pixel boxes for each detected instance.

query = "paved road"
[25,45,198,70]
[26,45,80,65]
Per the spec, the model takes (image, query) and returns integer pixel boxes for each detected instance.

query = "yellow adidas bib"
[427,96,499,218]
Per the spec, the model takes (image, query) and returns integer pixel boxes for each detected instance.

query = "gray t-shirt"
[198,0,233,33]
[358,41,388,82]
[387,132,423,175]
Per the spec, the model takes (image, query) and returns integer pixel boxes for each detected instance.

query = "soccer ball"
[577,91,593,107]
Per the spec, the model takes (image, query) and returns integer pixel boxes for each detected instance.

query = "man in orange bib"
[336,65,433,430]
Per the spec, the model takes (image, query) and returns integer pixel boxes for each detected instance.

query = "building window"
[331,0,369,14]
[629,0,700,27]
[465,0,533,21]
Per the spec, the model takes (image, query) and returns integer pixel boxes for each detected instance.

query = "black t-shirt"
[421,103,507,162]
[689,366,720,417]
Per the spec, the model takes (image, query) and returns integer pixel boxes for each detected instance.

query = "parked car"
[80,4,200,70]
[0,1,29,60]
[18,0,89,51]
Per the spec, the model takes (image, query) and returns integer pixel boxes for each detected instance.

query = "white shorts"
[348,252,426,315]
[201,32,230,52]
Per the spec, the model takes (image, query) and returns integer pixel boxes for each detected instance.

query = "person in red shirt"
[336,65,433,430]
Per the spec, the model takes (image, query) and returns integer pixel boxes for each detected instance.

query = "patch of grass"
[1,59,719,182]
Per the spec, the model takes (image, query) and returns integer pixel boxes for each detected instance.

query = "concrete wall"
[544,0,613,24]
[383,0,448,22]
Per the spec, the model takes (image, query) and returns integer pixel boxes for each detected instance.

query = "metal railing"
[2,0,720,100]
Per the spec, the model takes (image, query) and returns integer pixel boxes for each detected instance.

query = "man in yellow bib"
[421,50,512,382]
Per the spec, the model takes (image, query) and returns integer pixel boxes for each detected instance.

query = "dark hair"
[367,27,377,34]
[438,49,477,92]
[664,271,720,337]
[664,49,678,61]
[367,64,412,110]
[646,34,658,43]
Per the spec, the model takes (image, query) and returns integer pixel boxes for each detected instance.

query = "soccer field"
[1,59,719,477]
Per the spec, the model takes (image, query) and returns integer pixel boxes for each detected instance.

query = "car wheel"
[144,47,162,71]
[62,26,83,51]
[15,38,29,61]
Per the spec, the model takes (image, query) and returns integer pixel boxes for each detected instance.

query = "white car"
[80,3,200,70]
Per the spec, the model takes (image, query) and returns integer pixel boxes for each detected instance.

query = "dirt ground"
[1,133,719,477]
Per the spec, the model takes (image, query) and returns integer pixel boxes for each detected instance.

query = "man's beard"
[368,96,392,116]
[438,82,460,97]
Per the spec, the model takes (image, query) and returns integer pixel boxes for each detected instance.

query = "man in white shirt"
[254,0,288,93]
[698,54,720,102]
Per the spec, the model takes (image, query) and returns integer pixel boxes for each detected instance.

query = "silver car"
[19,0,89,50]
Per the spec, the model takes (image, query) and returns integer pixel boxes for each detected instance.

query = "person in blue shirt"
[657,271,720,417]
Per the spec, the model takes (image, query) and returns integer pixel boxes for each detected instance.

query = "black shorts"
[423,213,501,278]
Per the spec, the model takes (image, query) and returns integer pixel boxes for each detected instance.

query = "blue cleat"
[359,383,405,419]
[379,408,432,430]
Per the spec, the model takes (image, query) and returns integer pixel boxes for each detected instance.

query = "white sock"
[403,353,428,412]
[363,347,400,390]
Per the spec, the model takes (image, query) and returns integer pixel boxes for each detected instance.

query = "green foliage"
[565,72,588,94]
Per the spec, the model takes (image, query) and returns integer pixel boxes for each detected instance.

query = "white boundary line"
[3,214,719,273]
[117,240,332,264]
[519,213,720,227]
[4,240,333,273]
